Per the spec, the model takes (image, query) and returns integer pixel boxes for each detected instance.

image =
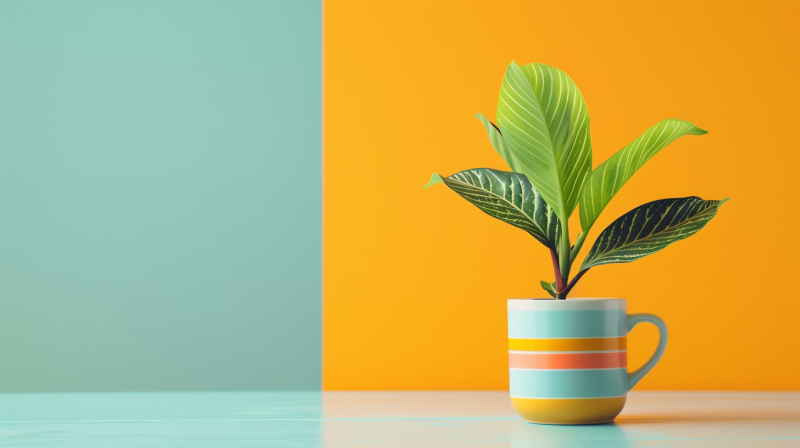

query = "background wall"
[2,0,798,393]
[0,0,322,391]
[323,0,800,390]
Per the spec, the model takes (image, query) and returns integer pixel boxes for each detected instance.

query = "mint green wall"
[0,1,321,391]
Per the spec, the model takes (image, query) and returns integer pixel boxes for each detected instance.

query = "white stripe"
[507,298,626,311]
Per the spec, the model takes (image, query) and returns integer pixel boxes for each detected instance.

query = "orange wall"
[323,0,800,390]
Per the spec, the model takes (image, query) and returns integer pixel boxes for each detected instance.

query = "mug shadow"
[616,414,800,423]
[510,421,633,448]
[614,392,800,424]
[509,395,800,448]
[614,392,800,425]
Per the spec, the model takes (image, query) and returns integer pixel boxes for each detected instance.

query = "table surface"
[1,391,798,447]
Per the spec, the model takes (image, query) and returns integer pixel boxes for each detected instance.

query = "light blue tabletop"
[1,391,798,447]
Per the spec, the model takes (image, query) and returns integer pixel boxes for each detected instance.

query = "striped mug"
[508,298,667,424]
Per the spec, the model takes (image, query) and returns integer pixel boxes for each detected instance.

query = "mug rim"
[508,298,626,311]
[507,298,625,301]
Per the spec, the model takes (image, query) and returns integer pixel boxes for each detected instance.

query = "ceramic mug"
[507,298,667,424]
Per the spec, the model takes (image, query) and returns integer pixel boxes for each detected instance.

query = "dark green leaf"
[580,197,727,270]
[425,168,560,248]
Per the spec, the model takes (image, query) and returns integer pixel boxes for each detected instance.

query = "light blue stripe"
[509,369,628,398]
[508,310,626,338]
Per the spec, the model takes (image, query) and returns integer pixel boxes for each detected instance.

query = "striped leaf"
[424,168,560,249]
[475,113,521,172]
[579,119,707,233]
[580,197,727,271]
[496,62,592,223]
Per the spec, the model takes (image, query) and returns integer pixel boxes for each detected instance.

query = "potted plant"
[424,62,727,424]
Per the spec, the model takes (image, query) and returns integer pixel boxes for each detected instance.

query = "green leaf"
[431,168,560,248]
[475,114,521,172]
[424,173,443,188]
[579,119,707,232]
[495,62,592,223]
[540,281,557,298]
[580,197,726,271]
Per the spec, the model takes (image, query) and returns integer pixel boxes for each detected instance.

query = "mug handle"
[626,313,668,390]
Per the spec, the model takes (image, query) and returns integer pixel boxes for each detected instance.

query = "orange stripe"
[509,351,627,369]
[508,337,626,352]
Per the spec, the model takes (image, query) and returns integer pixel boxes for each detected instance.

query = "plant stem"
[558,220,571,284]
[570,232,587,263]
[562,269,589,298]
[549,249,564,293]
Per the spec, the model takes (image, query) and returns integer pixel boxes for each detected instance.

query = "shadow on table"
[320,392,800,447]
[617,415,800,423]
[509,422,633,448]
[616,391,800,424]
[322,419,635,448]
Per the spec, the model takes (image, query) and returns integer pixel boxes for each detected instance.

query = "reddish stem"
[561,269,589,298]
[549,249,565,292]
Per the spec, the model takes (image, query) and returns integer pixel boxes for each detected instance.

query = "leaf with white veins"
[580,197,727,271]
[579,119,707,232]
[496,62,592,223]
[425,168,560,249]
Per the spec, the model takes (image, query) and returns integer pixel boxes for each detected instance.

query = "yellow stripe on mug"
[508,337,627,352]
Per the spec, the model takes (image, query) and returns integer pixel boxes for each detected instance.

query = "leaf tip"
[719,197,731,207]
[423,173,444,189]
[686,122,708,135]
[507,60,523,73]
[476,113,501,135]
